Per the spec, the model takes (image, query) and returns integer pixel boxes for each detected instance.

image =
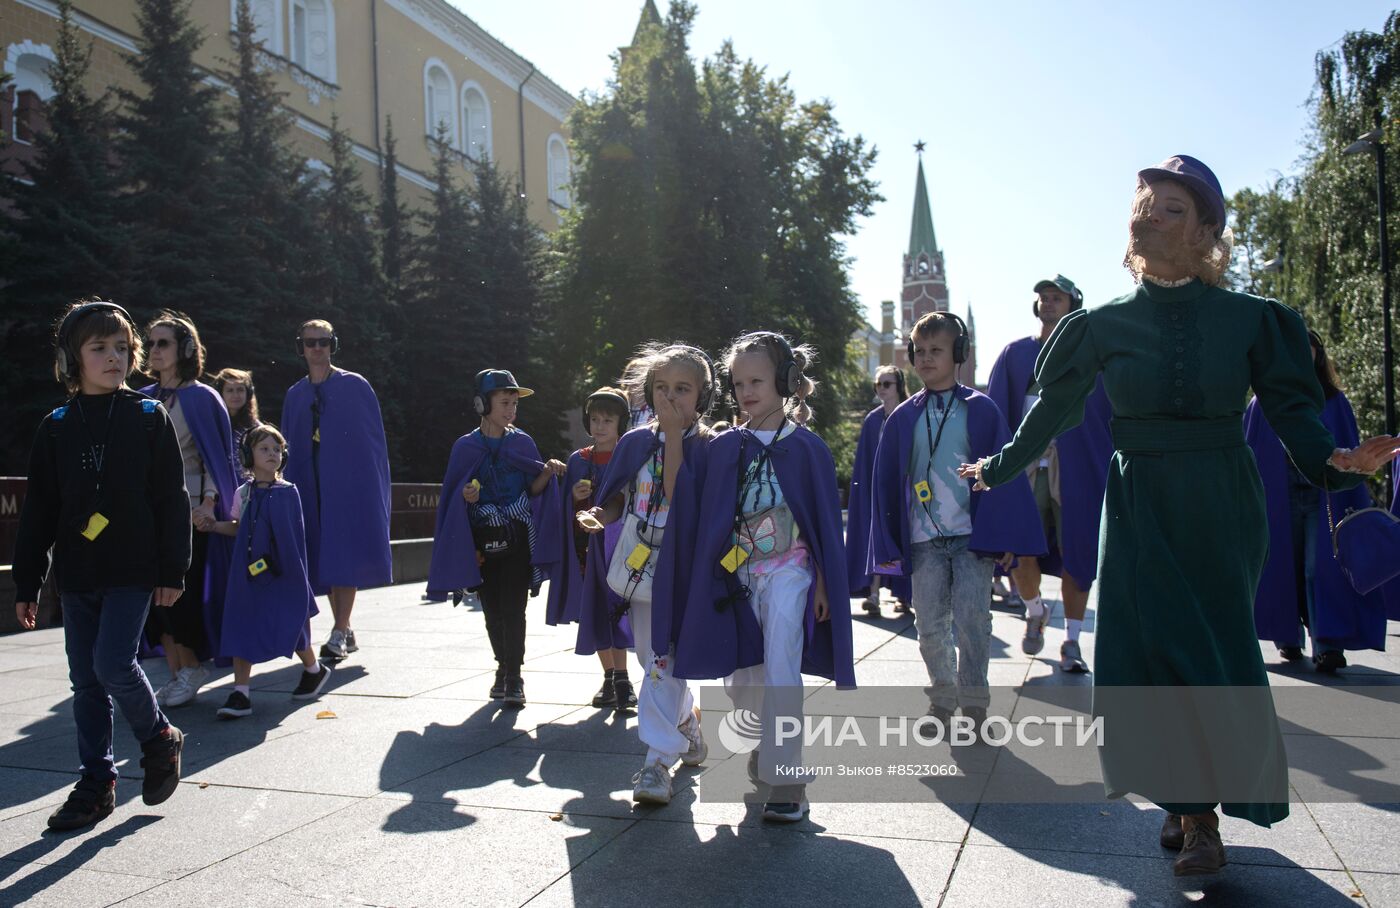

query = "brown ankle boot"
[1159,813,1183,850]
[1173,811,1226,876]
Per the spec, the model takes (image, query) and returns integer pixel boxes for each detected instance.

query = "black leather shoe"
[1160,812,1184,850]
[1314,650,1347,674]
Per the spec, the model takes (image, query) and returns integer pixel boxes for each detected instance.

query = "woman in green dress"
[961,155,1399,877]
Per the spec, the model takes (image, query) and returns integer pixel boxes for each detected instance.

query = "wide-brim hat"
[1137,155,1226,236]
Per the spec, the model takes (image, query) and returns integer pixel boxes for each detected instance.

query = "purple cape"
[1388,457,1400,621]
[676,426,857,688]
[847,407,912,601]
[140,381,236,659]
[1246,393,1386,649]
[281,370,392,594]
[424,428,563,602]
[219,482,319,662]
[574,426,708,658]
[986,336,1114,588]
[870,384,1047,575]
[544,448,633,646]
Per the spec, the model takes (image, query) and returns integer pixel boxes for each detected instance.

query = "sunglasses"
[150,337,173,349]
[875,380,896,388]
[301,337,334,348]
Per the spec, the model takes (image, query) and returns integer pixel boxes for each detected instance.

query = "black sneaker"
[592,674,617,708]
[216,690,252,719]
[291,663,334,700]
[1314,650,1347,674]
[1279,645,1305,662]
[503,676,525,708]
[762,799,810,823]
[490,668,506,700]
[613,675,637,711]
[140,725,183,806]
[47,778,116,831]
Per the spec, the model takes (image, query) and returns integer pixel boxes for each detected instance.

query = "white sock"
[1024,596,1045,618]
[305,662,323,675]
[1066,619,1083,642]
[234,684,250,697]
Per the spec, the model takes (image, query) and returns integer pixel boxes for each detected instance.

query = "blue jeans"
[62,588,169,782]
[909,536,995,710]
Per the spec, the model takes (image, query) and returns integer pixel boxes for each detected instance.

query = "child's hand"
[577,508,606,534]
[814,571,831,622]
[192,502,216,530]
[656,393,689,437]
[461,479,481,504]
[15,601,37,630]
[997,552,1015,570]
[544,459,568,478]
[572,479,593,502]
[152,587,181,608]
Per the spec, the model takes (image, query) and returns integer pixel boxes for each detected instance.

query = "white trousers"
[629,597,694,766]
[724,560,812,786]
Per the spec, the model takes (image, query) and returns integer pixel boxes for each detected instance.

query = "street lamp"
[1343,126,1396,503]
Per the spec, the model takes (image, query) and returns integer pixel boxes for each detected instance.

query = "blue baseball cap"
[1137,155,1226,235]
[476,369,534,398]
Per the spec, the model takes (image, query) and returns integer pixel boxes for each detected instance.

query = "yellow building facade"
[2,0,576,226]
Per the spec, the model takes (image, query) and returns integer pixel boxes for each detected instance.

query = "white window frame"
[546,133,572,210]
[230,0,284,56]
[5,41,58,147]
[459,81,491,162]
[289,0,336,83]
[422,58,457,148]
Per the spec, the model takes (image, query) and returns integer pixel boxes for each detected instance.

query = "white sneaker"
[162,676,195,708]
[321,629,348,660]
[679,706,708,766]
[344,629,359,653]
[181,664,210,693]
[152,680,175,707]
[632,760,673,804]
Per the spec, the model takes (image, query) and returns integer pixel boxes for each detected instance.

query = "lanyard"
[244,484,271,564]
[732,418,786,537]
[73,394,117,496]
[920,391,957,538]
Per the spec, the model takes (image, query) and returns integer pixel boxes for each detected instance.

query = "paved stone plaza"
[1,580,1397,907]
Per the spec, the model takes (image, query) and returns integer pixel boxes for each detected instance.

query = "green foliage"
[552,0,880,477]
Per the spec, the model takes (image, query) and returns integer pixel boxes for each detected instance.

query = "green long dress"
[980,278,1364,827]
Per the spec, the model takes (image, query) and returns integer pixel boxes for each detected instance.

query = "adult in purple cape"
[425,369,565,706]
[281,319,392,663]
[848,364,911,617]
[985,275,1113,672]
[141,312,237,708]
[1247,332,1386,671]
[678,424,856,688]
[870,387,1046,575]
[547,387,637,712]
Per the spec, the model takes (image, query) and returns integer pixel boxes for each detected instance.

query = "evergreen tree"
[378,116,410,304]
[0,0,126,470]
[116,0,233,322]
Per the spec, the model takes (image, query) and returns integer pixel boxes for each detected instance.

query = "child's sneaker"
[762,797,810,823]
[344,629,359,653]
[679,706,708,766]
[161,674,195,708]
[320,629,348,661]
[631,760,673,804]
[613,675,637,711]
[139,724,183,806]
[1059,640,1089,673]
[489,668,506,700]
[1021,611,1049,656]
[292,662,334,700]
[216,690,252,719]
[860,596,881,616]
[591,673,617,708]
[47,778,116,831]
[503,676,526,707]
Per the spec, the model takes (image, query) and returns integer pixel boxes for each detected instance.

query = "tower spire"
[908,152,938,259]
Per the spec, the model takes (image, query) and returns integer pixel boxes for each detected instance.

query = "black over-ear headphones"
[166,318,197,362]
[723,332,805,401]
[295,332,340,356]
[644,346,719,415]
[581,390,630,432]
[473,370,493,417]
[56,302,134,377]
[891,368,907,400]
[907,312,969,365]
[1033,284,1084,318]
[240,427,288,472]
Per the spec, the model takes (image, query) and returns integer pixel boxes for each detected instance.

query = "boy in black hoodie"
[12,301,189,831]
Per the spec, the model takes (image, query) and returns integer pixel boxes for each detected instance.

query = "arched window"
[6,43,57,145]
[231,0,283,55]
[290,0,335,82]
[460,83,490,161]
[547,133,571,209]
[422,59,456,145]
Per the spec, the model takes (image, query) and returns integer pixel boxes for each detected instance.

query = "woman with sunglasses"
[280,319,392,664]
[140,311,237,709]
[847,365,911,617]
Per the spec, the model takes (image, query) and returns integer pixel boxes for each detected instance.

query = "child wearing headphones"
[849,364,912,617]
[13,300,187,831]
[676,331,855,823]
[426,369,566,707]
[206,424,331,718]
[575,344,716,805]
[546,387,637,710]
[213,367,261,483]
[141,312,238,710]
[870,312,1045,728]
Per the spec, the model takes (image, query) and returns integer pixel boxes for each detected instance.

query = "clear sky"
[457,0,1395,384]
